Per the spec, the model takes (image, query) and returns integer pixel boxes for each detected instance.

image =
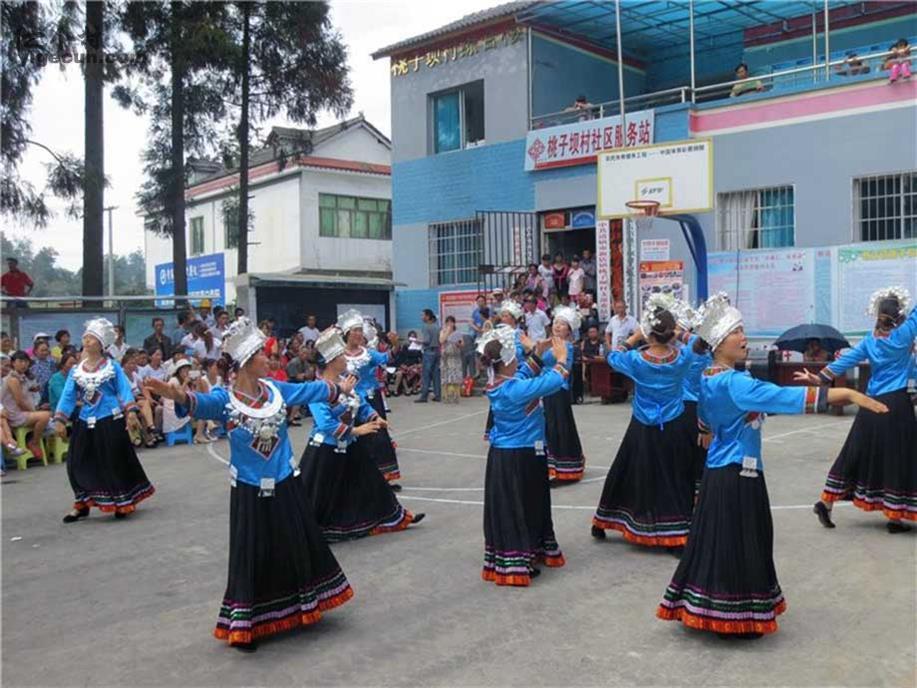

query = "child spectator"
[887,38,911,82]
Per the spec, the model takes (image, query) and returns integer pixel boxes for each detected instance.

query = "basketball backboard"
[597,138,713,219]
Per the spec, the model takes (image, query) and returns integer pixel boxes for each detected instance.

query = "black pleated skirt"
[299,440,413,541]
[214,474,353,646]
[657,464,785,635]
[682,400,708,491]
[67,416,155,514]
[592,411,696,547]
[359,390,401,481]
[543,389,586,482]
[821,388,916,522]
[482,447,564,587]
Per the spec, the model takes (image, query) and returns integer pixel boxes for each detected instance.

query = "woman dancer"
[657,293,887,637]
[299,327,423,542]
[144,317,354,652]
[480,325,569,587]
[591,295,697,551]
[805,287,916,532]
[338,310,403,489]
[483,301,527,441]
[541,306,586,484]
[675,305,711,492]
[54,319,155,522]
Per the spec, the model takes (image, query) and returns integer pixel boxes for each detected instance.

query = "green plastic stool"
[49,434,69,464]
[13,426,47,471]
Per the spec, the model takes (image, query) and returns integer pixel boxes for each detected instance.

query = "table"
[585,360,630,403]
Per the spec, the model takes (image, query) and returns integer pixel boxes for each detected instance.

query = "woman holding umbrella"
[800,286,916,533]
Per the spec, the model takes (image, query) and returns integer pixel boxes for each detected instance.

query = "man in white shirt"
[298,314,321,344]
[604,300,639,350]
[522,295,550,341]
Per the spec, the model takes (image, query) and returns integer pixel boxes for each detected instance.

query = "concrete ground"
[2,395,915,687]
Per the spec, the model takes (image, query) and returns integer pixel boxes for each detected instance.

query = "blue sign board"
[155,253,225,306]
[571,209,596,228]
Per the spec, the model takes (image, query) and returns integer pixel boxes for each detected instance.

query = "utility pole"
[104,205,118,296]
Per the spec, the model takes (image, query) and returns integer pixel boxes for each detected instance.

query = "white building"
[143,115,394,332]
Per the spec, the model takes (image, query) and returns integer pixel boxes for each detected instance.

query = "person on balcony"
[885,38,912,82]
[565,94,596,121]
[730,63,764,98]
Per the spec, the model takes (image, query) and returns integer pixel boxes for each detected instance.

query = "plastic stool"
[165,423,193,447]
[49,434,69,464]
[13,426,48,470]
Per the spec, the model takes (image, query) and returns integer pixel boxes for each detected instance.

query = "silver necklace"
[226,379,286,456]
[73,359,115,403]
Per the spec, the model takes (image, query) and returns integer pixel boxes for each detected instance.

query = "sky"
[6,0,496,271]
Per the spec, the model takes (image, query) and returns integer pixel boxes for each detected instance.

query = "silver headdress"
[867,286,911,317]
[552,305,582,334]
[83,318,116,350]
[337,309,365,336]
[670,299,702,331]
[315,327,346,364]
[362,319,379,350]
[476,324,517,366]
[499,300,524,322]
[695,292,744,350]
[221,317,266,367]
[640,292,677,336]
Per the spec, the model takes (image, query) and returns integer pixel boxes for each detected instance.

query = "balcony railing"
[529,47,902,130]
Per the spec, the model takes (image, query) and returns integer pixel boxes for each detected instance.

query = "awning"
[239,272,400,291]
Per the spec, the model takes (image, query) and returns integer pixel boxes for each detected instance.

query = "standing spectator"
[538,253,555,297]
[1,351,50,458]
[143,317,174,359]
[415,309,442,403]
[523,263,547,299]
[210,309,230,341]
[568,255,585,300]
[233,306,245,320]
[581,248,597,294]
[198,299,215,327]
[48,351,78,414]
[552,253,569,301]
[1,257,34,307]
[30,340,56,406]
[171,310,195,349]
[51,330,71,362]
[107,325,129,361]
[523,295,550,340]
[603,300,639,350]
[298,314,320,343]
[578,292,600,338]
[439,316,464,404]
[183,322,220,361]
[470,294,488,335]
[729,62,764,98]
[490,288,505,315]
[1,332,13,355]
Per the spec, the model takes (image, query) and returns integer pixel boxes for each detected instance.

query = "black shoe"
[432,397,442,402]
[591,525,606,540]
[813,501,835,528]
[529,567,541,579]
[62,508,89,524]
[667,546,685,558]
[390,483,403,492]
[114,511,128,520]
[233,642,258,653]
[411,512,426,525]
[414,398,428,403]
[887,521,912,534]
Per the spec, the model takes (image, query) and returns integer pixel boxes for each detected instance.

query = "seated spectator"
[121,350,158,448]
[1,332,13,355]
[266,353,288,382]
[1,351,50,458]
[30,339,56,407]
[161,359,209,444]
[1,257,34,307]
[886,38,912,82]
[803,338,829,363]
[835,52,869,77]
[48,351,78,415]
[581,325,604,362]
[139,348,169,382]
[51,330,71,361]
[390,331,423,396]
[730,63,764,97]
[107,325,129,361]
[26,332,50,357]
[260,320,279,357]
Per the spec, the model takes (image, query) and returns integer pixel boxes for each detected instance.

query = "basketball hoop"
[626,200,660,232]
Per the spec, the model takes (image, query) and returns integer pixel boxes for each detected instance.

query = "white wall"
[314,126,392,167]
[299,168,392,273]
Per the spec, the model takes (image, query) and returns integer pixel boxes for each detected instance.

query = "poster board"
[595,220,612,322]
[638,260,684,308]
[837,242,917,334]
[438,290,480,334]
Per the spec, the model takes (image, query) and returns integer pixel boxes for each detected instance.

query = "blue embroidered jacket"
[486,356,569,449]
[54,359,139,424]
[607,344,693,427]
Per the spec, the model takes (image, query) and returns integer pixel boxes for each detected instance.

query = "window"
[717,186,794,250]
[190,216,205,255]
[432,80,484,154]
[318,193,391,240]
[855,172,917,242]
[429,219,482,286]
[223,202,239,249]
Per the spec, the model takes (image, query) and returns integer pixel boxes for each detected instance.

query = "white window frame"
[429,81,485,155]
[715,185,796,251]
[853,171,917,243]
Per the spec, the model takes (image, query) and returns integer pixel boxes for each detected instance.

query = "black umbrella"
[774,324,850,354]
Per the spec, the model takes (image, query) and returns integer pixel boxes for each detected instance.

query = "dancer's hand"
[354,418,385,436]
[338,375,357,396]
[850,391,889,414]
[519,332,535,353]
[55,420,68,439]
[698,432,712,449]
[143,378,187,405]
[792,368,821,385]
[534,338,552,356]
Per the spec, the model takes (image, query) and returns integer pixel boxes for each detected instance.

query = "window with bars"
[854,172,917,242]
[319,193,391,239]
[429,220,482,286]
[716,186,795,250]
[190,216,205,255]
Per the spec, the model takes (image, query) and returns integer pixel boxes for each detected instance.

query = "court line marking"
[394,410,487,437]
[206,443,229,466]
[397,446,611,471]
